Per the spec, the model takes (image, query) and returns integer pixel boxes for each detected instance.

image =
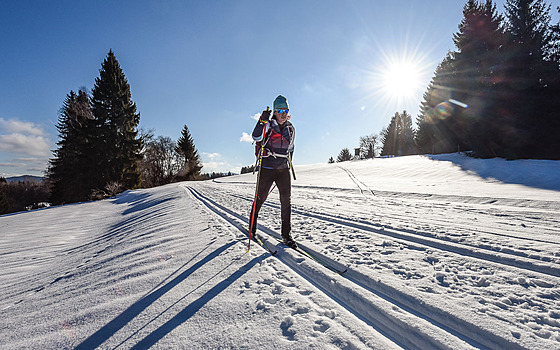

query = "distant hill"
[5,175,44,183]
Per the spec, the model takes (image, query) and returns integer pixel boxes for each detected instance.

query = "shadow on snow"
[75,240,264,349]
[425,153,560,191]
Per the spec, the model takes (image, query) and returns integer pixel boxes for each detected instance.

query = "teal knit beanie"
[273,95,289,110]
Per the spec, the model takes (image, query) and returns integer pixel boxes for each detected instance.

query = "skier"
[249,95,297,248]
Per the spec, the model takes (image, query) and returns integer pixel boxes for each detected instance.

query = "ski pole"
[288,151,296,180]
[248,107,269,251]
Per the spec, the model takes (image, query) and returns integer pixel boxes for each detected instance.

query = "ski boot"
[249,228,259,242]
[282,234,298,249]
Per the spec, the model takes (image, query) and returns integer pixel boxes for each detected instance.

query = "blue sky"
[1,1,558,177]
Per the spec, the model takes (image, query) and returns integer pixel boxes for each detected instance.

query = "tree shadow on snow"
[74,240,254,349]
[112,190,180,216]
[424,154,560,191]
[129,253,267,349]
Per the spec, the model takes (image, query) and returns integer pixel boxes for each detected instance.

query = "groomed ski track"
[3,156,559,349]
[185,176,559,350]
[183,156,560,350]
[187,186,485,350]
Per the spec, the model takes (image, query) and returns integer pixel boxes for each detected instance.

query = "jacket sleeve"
[252,120,266,142]
[288,125,295,152]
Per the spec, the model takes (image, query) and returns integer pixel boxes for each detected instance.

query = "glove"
[260,109,271,122]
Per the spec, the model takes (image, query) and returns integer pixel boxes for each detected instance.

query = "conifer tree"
[336,148,353,162]
[48,89,94,204]
[452,0,506,157]
[0,186,10,214]
[90,50,142,191]
[176,125,202,180]
[503,0,558,158]
[381,111,416,156]
[415,54,456,154]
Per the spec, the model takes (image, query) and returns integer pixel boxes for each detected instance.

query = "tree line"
[0,49,232,214]
[46,50,204,206]
[333,0,560,163]
[0,177,50,214]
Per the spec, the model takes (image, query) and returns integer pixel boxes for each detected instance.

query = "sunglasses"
[275,109,289,114]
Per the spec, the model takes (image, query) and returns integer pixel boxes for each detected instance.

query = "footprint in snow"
[291,306,310,315]
[280,316,296,340]
[256,297,279,311]
[260,278,274,285]
[313,319,331,333]
[271,284,284,295]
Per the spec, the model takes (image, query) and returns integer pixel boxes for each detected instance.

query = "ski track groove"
[333,165,560,243]
[211,179,560,243]
[215,188,560,278]
[184,185,532,350]
[337,165,377,199]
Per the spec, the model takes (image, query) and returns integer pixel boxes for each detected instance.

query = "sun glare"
[360,48,433,118]
[355,37,434,118]
[382,61,422,99]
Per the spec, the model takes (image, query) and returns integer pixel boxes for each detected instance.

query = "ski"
[245,228,277,255]
[255,235,278,256]
[293,246,347,275]
[274,238,347,275]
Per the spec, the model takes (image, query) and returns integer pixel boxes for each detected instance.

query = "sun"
[355,41,434,118]
[381,60,423,99]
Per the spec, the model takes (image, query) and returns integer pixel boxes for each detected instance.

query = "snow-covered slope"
[1,154,559,349]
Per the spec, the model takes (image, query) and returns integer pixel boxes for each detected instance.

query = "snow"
[1,153,559,349]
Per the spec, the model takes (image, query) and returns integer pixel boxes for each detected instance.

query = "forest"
[335,0,560,162]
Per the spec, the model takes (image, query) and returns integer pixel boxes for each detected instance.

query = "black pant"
[249,168,291,238]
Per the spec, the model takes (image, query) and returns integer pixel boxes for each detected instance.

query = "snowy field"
[1,153,559,349]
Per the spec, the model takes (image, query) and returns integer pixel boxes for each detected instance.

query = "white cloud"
[201,152,231,174]
[250,113,260,121]
[240,132,253,143]
[0,133,51,157]
[199,153,246,174]
[202,152,221,160]
[0,117,52,176]
[0,162,26,168]
[0,117,45,136]
[0,117,51,159]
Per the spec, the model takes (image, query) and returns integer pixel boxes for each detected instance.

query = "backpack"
[254,128,271,158]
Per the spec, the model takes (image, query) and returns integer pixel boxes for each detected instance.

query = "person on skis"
[249,95,297,248]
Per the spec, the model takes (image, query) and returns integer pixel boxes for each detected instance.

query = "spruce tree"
[415,54,457,154]
[381,111,416,156]
[336,148,353,162]
[452,0,505,157]
[176,125,202,180]
[503,0,557,158]
[48,89,94,204]
[416,1,508,157]
[0,186,10,214]
[90,50,142,191]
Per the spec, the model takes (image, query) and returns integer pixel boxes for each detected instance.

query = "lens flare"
[434,101,454,120]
